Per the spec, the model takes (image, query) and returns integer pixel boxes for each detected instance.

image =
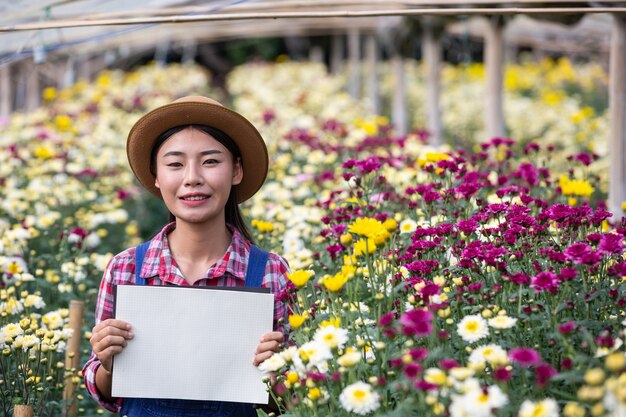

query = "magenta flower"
[558,321,576,335]
[535,363,558,387]
[456,219,479,234]
[509,347,542,367]
[493,367,513,382]
[564,242,594,264]
[530,271,559,293]
[598,233,624,254]
[399,309,434,337]
[403,363,421,379]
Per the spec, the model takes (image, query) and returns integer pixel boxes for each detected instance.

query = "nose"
[183,162,204,187]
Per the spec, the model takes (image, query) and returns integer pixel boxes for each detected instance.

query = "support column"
[422,22,444,146]
[330,33,345,74]
[391,52,407,136]
[347,28,361,98]
[365,33,380,115]
[309,45,324,64]
[0,65,11,118]
[484,16,505,139]
[25,59,40,111]
[609,15,626,220]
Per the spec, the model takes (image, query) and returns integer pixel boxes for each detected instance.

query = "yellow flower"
[251,219,275,232]
[33,145,55,159]
[320,317,341,328]
[42,86,57,101]
[354,238,377,256]
[349,218,388,240]
[54,115,73,131]
[288,312,308,329]
[584,368,605,385]
[340,233,352,245]
[563,402,586,417]
[382,218,397,231]
[287,270,314,288]
[559,176,594,197]
[418,152,450,167]
[338,347,361,367]
[605,352,626,372]
[286,371,299,384]
[424,368,447,386]
[322,272,349,292]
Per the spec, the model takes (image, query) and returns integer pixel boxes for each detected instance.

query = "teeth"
[182,196,207,201]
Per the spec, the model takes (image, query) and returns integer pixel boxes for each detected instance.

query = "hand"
[89,319,134,373]
[253,331,284,367]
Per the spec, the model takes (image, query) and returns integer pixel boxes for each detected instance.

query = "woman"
[82,96,289,416]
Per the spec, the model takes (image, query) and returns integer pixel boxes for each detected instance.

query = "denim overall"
[119,242,269,417]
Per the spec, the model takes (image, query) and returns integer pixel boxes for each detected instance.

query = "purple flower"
[403,363,421,379]
[530,271,559,293]
[457,219,479,234]
[535,363,558,387]
[509,347,542,367]
[598,233,624,254]
[558,321,576,335]
[564,242,594,264]
[399,309,434,337]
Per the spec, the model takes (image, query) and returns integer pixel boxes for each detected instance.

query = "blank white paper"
[111,285,274,404]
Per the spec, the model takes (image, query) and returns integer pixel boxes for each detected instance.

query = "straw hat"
[126,96,268,203]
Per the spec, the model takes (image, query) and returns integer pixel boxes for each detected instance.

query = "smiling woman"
[82,96,290,416]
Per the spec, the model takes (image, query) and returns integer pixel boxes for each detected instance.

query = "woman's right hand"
[89,319,134,373]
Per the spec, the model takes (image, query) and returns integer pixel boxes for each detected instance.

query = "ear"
[232,158,243,186]
[154,178,160,189]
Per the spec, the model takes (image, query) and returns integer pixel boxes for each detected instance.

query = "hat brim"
[127,99,268,203]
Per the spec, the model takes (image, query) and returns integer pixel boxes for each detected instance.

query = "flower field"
[0,57,624,417]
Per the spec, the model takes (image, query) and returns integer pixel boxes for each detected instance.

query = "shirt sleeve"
[263,253,291,338]
[82,256,123,413]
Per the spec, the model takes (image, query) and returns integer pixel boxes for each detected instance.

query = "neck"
[168,220,232,263]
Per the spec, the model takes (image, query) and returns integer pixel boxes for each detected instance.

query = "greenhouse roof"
[0,0,624,64]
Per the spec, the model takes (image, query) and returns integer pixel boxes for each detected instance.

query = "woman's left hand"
[253,331,284,367]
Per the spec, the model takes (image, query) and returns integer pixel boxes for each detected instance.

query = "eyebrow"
[162,150,223,158]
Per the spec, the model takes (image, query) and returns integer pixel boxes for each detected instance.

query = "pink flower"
[493,367,513,382]
[598,233,624,254]
[399,309,434,337]
[403,363,421,379]
[509,347,542,367]
[535,363,558,387]
[530,271,559,293]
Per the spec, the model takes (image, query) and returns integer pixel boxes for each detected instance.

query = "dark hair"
[149,124,255,243]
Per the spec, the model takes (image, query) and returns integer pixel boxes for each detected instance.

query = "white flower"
[450,383,508,417]
[518,398,559,417]
[457,314,490,343]
[399,218,417,234]
[468,344,508,367]
[1,322,24,338]
[313,325,349,349]
[488,315,518,329]
[337,347,362,367]
[42,311,64,329]
[23,294,46,309]
[258,353,286,373]
[339,381,380,415]
[296,340,332,371]
[14,334,40,351]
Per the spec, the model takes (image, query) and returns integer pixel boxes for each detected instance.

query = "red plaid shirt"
[82,222,290,412]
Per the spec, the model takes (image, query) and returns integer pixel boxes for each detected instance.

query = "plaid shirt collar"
[139,222,251,283]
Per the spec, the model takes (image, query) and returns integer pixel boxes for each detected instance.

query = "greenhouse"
[0,1,625,416]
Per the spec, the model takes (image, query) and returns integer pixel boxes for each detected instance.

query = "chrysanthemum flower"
[297,340,332,370]
[518,398,559,417]
[457,314,489,343]
[287,269,314,288]
[468,344,508,367]
[313,325,349,349]
[321,272,350,292]
[337,347,362,367]
[488,315,517,329]
[339,381,381,415]
[258,353,286,373]
[289,312,308,329]
[450,382,508,417]
[399,218,417,234]
[509,347,542,367]
[354,238,377,256]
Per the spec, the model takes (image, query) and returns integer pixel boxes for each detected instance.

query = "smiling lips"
[180,194,210,202]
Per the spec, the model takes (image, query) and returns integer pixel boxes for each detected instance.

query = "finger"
[93,319,132,333]
[90,326,134,344]
[93,334,129,352]
[253,351,274,366]
[255,340,281,355]
[259,331,284,343]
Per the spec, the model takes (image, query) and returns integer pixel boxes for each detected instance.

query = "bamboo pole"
[391,53,408,136]
[330,34,344,74]
[365,33,380,115]
[484,16,505,139]
[609,14,626,220]
[62,300,84,417]
[1,8,625,32]
[24,60,39,112]
[12,405,33,417]
[422,22,443,146]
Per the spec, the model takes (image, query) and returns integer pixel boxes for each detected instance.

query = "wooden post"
[330,33,344,74]
[12,405,33,417]
[347,28,361,98]
[609,14,626,220]
[309,45,324,64]
[484,16,505,139]
[365,33,380,115]
[0,64,11,118]
[62,300,84,417]
[391,52,408,136]
[422,21,444,146]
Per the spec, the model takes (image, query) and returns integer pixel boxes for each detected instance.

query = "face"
[154,127,243,226]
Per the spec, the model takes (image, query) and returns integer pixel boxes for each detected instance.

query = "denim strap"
[134,241,151,286]
[244,245,269,288]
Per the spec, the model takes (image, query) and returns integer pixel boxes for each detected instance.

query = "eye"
[203,159,219,165]
[166,162,183,167]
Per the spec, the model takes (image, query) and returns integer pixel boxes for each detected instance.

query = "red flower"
[509,347,542,367]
